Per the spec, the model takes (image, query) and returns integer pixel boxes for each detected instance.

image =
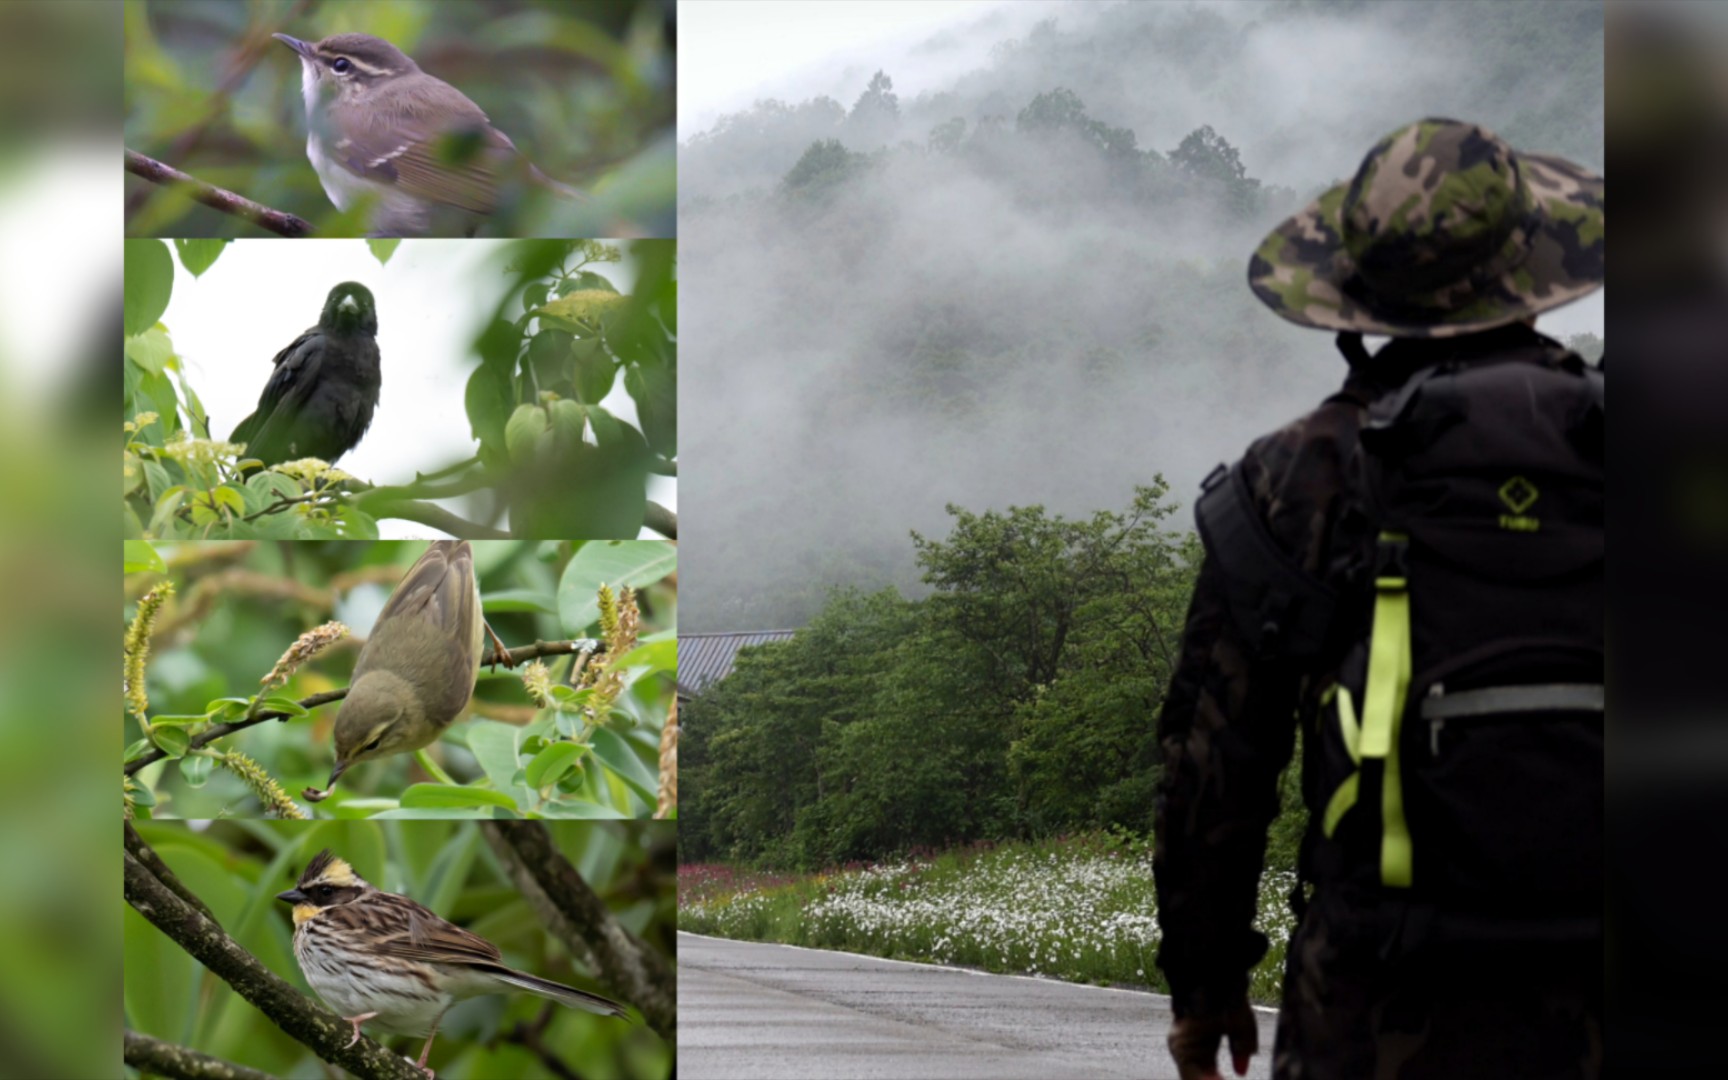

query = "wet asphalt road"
[679,933,1279,1080]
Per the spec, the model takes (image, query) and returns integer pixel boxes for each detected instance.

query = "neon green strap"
[1321,687,1363,838]
[1322,773,1358,838]
[1360,536,1413,887]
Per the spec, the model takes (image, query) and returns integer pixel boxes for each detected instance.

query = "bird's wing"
[359,542,480,714]
[230,329,325,464]
[335,86,514,215]
[358,890,504,967]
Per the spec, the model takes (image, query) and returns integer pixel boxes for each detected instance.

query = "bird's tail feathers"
[528,161,586,202]
[489,966,628,1018]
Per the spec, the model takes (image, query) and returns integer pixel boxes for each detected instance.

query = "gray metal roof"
[677,630,797,696]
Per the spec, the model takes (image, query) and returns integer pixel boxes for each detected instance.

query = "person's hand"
[1167,996,1259,1080]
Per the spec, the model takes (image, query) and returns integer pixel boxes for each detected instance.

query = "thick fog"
[681,0,1605,632]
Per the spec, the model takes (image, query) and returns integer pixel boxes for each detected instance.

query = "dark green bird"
[231,282,381,468]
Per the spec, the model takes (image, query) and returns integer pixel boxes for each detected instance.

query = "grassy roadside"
[679,832,1295,1005]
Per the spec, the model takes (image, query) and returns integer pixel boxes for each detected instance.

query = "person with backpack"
[1153,118,1604,1080]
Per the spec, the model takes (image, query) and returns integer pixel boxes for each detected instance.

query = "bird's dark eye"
[332,58,352,73]
[363,735,383,753]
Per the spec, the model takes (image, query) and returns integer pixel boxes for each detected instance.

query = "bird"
[230,281,381,469]
[273,31,582,237]
[277,848,629,1077]
[304,540,510,802]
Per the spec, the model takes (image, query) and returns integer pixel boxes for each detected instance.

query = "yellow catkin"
[521,660,553,708]
[220,751,306,819]
[656,697,678,819]
[123,582,174,723]
[123,775,136,821]
[260,621,349,694]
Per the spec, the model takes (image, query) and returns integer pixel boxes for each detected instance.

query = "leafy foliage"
[122,238,676,540]
[123,540,677,821]
[678,483,1305,870]
[125,820,674,1080]
[124,0,674,238]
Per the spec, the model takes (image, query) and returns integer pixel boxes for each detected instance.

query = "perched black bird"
[231,282,381,468]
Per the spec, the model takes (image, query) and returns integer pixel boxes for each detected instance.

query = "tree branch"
[126,822,215,922]
[123,1030,276,1080]
[125,150,313,238]
[123,844,424,1080]
[644,501,677,540]
[124,639,604,777]
[355,493,512,539]
[479,821,676,1041]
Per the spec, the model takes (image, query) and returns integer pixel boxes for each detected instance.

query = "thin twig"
[123,1029,276,1080]
[644,501,677,540]
[124,844,424,1080]
[480,822,676,1041]
[125,149,312,238]
[124,640,606,777]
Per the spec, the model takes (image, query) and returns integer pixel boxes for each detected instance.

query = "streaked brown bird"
[278,849,628,1076]
[273,31,582,236]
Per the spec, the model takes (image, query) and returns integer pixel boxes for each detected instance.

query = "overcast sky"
[679,0,1056,138]
[159,239,673,539]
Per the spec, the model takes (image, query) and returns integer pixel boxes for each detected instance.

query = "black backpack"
[1197,339,1604,939]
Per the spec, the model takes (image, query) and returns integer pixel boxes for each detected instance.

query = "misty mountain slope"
[682,0,1603,632]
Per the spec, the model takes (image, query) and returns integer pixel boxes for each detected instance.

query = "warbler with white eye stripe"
[273,31,582,237]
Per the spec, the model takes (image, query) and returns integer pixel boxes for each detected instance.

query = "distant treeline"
[679,480,1307,870]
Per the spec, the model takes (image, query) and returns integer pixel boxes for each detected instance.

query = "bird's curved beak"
[326,761,346,787]
[276,888,307,905]
[272,33,314,59]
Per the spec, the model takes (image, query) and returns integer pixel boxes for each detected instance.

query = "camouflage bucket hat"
[1248,118,1604,338]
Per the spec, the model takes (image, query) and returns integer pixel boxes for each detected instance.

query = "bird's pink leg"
[483,619,513,671]
[342,1011,379,1047]
[413,1009,449,1078]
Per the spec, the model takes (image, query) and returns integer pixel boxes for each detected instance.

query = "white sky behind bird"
[160,240,673,539]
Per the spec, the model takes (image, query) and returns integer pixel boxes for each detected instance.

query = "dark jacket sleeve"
[1152,398,1366,1017]
[1152,546,1300,1016]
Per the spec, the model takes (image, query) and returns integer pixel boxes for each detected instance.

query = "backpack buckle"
[1375,532,1409,584]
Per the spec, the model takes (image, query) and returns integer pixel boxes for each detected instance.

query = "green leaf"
[465,362,515,458]
[124,327,174,377]
[549,684,597,708]
[124,239,175,336]
[611,638,676,674]
[537,799,621,818]
[590,727,658,805]
[173,239,228,278]
[525,742,584,790]
[367,239,401,265]
[257,696,308,718]
[123,738,152,763]
[124,540,164,575]
[147,715,207,728]
[179,754,213,788]
[480,589,556,614]
[204,697,252,720]
[399,784,520,811]
[504,403,549,464]
[557,541,677,635]
[572,338,616,404]
[625,362,676,457]
[149,726,190,759]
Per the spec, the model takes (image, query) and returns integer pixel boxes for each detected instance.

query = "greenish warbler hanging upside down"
[305,541,508,801]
